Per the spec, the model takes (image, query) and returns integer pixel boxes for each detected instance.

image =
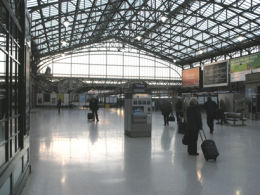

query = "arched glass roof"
[27,0,260,66]
[39,40,182,81]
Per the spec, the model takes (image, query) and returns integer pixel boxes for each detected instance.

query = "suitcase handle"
[199,129,207,141]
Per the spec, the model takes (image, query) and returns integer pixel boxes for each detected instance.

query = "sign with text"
[182,67,200,87]
[230,53,260,82]
[203,61,228,87]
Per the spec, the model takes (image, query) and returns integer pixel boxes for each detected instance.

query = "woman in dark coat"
[186,97,202,155]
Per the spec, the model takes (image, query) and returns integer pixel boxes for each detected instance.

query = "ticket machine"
[124,82,152,137]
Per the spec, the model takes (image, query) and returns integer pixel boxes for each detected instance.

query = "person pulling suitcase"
[89,95,99,122]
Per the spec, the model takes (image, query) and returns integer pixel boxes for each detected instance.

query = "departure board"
[203,61,228,87]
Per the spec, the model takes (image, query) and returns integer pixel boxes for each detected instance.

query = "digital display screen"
[203,61,228,87]
[133,106,144,113]
[182,67,200,87]
[230,53,260,82]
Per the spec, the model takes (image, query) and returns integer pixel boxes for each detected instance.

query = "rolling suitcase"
[88,113,94,120]
[199,130,219,161]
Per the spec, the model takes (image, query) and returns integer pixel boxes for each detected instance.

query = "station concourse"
[0,1,260,195]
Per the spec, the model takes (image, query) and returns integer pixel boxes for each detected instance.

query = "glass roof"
[27,0,260,66]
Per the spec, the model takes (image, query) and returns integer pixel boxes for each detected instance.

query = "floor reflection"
[22,108,260,195]
[89,123,99,144]
[161,126,174,151]
[124,137,152,193]
[180,154,203,195]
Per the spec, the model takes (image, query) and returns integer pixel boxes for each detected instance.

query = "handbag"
[168,114,175,122]
[182,134,190,145]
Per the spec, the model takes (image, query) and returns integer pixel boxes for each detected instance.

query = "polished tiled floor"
[21,108,260,195]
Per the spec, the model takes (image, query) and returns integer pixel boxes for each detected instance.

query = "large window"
[0,3,20,168]
[39,41,182,81]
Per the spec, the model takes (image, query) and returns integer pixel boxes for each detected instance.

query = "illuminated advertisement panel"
[182,67,200,87]
[203,61,228,87]
[230,53,260,82]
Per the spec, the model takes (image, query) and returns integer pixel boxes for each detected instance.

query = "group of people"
[160,96,219,156]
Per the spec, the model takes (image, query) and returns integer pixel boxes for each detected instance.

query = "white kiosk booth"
[124,82,152,137]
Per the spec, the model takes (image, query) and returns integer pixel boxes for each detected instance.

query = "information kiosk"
[124,82,152,137]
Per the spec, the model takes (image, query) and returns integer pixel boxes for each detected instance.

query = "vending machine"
[124,82,152,137]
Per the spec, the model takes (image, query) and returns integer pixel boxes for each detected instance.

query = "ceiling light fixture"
[63,19,70,28]
[136,36,142,41]
[161,16,167,22]
[237,36,245,42]
[198,50,204,54]
[61,41,67,46]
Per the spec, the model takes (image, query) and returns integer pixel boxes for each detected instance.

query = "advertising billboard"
[230,53,260,82]
[203,61,228,87]
[182,67,200,87]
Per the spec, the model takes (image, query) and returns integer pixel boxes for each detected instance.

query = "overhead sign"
[182,67,200,87]
[203,61,228,87]
[132,82,148,93]
[230,53,260,82]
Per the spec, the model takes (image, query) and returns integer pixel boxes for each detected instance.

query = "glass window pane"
[107,54,122,65]
[140,57,154,67]
[44,41,182,81]
[72,55,87,64]
[72,64,88,76]
[107,65,122,77]
[89,65,106,77]
[156,67,169,80]
[53,63,71,76]
[55,57,71,64]
[140,67,154,78]
[124,56,138,66]
[90,54,106,65]
[124,66,139,78]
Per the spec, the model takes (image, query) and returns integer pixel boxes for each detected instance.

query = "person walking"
[160,100,173,126]
[89,96,99,122]
[57,98,62,113]
[186,97,202,156]
[218,99,227,125]
[204,97,217,134]
[175,97,184,124]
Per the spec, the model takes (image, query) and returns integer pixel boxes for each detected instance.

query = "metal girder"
[58,0,62,51]
[69,0,81,47]
[115,37,183,68]
[27,0,260,68]
[175,1,260,64]
[37,0,50,53]
[89,0,126,43]
[79,0,98,43]
[29,0,71,13]
[141,0,194,40]
[37,75,182,91]
[178,35,260,65]
[40,36,114,58]
[111,0,145,35]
